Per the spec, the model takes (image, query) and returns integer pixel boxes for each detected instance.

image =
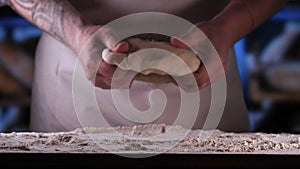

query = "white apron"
[30,0,250,132]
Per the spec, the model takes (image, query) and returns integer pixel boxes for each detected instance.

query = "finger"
[194,66,210,89]
[95,74,111,89]
[98,27,129,53]
[111,41,130,53]
[194,64,226,89]
[97,60,117,77]
[194,47,227,88]
[97,61,135,89]
[98,27,119,49]
[170,37,189,49]
[174,75,200,92]
[111,69,135,89]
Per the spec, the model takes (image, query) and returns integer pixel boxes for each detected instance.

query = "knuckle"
[99,27,118,48]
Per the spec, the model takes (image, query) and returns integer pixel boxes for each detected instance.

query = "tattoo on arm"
[12,0,67,42]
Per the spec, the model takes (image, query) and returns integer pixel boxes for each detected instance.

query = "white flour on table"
[0,124,300,154]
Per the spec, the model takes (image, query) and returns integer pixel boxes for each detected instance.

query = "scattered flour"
[0,124,300,154]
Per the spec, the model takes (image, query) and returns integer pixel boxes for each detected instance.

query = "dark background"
[0,2,300,133]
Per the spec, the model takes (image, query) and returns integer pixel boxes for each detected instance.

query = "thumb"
[111,41,129,53]
[98,26,129,53]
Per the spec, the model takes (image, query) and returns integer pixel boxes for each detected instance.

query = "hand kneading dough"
[102,38,201,83]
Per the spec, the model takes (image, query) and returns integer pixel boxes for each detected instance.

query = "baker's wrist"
[197,20,232,51]
[209,1,259,48]
[73,24,101,55]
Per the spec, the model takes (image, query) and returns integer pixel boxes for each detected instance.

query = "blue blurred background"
[0,2,300,133]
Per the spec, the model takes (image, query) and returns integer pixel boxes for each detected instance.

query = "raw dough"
[102,38,201,83]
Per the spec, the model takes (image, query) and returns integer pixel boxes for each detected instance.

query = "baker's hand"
[170,21,230,90]
[76,25,133,89]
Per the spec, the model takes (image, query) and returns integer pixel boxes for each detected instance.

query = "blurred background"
[0,2,300,133]
[0,5,41,132]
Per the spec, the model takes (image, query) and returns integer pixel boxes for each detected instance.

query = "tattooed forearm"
[14,0,66,42]
[8,0,87,52]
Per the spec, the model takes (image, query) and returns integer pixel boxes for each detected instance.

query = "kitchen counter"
[0,124,300,168]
